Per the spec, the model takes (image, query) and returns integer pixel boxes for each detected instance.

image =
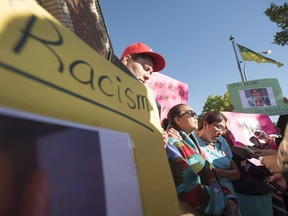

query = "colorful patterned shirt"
[166,131,237,215]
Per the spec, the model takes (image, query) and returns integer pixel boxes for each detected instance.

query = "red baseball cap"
[120,42,166,72]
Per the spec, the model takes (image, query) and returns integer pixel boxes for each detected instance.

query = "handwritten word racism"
[12,15,152,114]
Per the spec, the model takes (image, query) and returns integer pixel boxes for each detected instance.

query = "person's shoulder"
[191,131,200,140]
[218,136,228,143]
[248,100,255,106]
[218,136,230,147]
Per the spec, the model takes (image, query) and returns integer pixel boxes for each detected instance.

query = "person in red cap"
[120,42,166,84]
[120,42,181,146]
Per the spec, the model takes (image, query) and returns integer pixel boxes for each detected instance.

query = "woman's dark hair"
[198,111,227,130]
[161,104,186,129]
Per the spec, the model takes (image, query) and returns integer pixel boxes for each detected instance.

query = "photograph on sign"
[0,109,142,216]
[239,87,276,108]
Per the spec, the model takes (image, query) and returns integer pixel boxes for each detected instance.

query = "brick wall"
[36,0,113,60]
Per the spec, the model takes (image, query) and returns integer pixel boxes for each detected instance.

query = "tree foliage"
[265,3,288,46]
[201,91,231,116]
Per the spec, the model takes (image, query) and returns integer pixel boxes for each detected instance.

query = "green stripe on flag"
[237,43,283,67]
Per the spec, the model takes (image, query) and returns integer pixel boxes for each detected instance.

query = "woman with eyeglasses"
[162,104,239,216]
[193,111,240,216]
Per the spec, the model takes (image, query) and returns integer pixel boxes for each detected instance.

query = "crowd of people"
[1,35,286,215]
[118,42,288,216]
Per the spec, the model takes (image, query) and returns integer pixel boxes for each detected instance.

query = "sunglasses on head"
[179,110,197,117]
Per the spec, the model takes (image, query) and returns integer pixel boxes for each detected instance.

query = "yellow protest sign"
[0,0,179,215]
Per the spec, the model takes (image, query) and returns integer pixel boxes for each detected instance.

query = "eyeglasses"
[179,110,197,118]
[213,123,226,133]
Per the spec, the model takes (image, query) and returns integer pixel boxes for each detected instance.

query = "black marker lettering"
[13,15,64,72]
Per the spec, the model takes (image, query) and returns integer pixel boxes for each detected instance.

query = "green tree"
[265,3,288,46]
[201,91,231,116]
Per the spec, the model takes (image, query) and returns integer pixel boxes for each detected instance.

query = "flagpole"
[243,61,248,81]
[229,35,245,82]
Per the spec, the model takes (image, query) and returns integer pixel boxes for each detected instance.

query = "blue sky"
[100,1,287,120]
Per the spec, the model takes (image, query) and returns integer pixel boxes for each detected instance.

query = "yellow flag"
[237,44,283,67]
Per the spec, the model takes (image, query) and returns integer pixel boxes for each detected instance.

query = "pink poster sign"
[146,73,188,121]
[222,111,277,149]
